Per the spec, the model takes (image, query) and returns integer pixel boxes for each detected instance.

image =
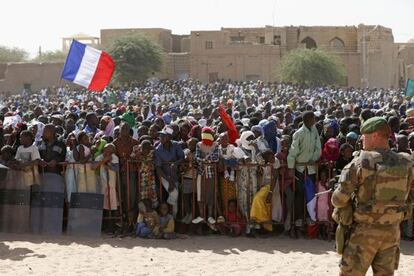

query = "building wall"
[172,35,190,53]
[100,28,173,52]
[164,53,190,80]
[297,26,358,52]
[396,44,414,86]
[190,29,282,82]
[356,25,397,88]
[2,25,414,93]
[0,62,72,93]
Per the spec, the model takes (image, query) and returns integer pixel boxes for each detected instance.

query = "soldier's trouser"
[340,223,400,276]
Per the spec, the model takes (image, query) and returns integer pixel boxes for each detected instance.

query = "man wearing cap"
[155,125,184,217]
[332,117,414,276]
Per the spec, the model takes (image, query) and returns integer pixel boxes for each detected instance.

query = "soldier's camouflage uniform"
[332,149,414,276]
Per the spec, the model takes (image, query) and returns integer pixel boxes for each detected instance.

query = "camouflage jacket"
[332,149,414,225]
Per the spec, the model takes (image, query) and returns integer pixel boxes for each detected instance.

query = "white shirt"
[15,144,40,162]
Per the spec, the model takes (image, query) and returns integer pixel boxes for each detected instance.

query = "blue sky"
[2,0,413,56]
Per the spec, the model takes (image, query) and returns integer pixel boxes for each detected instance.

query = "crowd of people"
[0,79,413,240]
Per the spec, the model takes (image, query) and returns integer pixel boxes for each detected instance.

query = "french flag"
[61,40,115,92]
[304,177,317,221]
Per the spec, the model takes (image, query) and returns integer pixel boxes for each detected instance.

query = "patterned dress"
[138,152,158,208]
[234,148,258,220]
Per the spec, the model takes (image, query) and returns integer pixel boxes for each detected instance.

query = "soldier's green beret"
[360,117,388,134]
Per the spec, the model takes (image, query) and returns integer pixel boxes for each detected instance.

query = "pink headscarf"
[94,116,115,140]
[322,138,340,162]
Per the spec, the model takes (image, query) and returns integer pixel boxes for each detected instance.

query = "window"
[273,35,281,45]
[205,41,213,49]
[330,37,345,51]
[301,37,317,49]
[259,36,265,44]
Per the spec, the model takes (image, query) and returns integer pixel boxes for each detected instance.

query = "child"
[15,130,40,165]
[316,167,330,240]
[15,130,40,187]
[335,143,354,173]
[93,143,119,212]
[91,138,107,161]
[192,127,219,226]
[276,135,295,237]
[159,202,176,239]
[133,140,158,208]
[218,132,238,215]
[136,199,160,238]
[217,199,245,237]
[181,137,198,224]
[345,132,358,150]
[65,133,77,202]
[73,131,92,163]
[218,132,237,181]
[249,150,280,233]
[73,131,96,193]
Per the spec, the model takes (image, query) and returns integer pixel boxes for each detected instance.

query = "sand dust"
[0,233,414,275]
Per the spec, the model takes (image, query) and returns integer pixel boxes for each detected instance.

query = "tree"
[108,33,164,84]
[0,45,29,63]
[281,48,346,87]
[33,50,67,63]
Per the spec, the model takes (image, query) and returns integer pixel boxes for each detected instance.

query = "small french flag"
[304,177,317,221]
[61,40,115,92]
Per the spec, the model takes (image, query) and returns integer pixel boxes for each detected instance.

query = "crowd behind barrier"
[0,159,350,240]
[0,80,413,240]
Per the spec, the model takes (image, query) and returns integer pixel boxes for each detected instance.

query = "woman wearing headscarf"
[94,116,115,143]
[233,131,260,224]
[321,137,340,162]
[100,116,115,137]
[30,121,45,146]
[262,120,281,154]
[251,125,270,153]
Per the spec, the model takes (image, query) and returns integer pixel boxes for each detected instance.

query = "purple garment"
[263,120,278,153]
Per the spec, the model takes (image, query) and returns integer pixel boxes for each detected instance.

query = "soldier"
[332,117,414,276]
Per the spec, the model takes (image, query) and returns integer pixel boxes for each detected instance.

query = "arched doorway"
[301,37,317,49]
[330,37,345,51]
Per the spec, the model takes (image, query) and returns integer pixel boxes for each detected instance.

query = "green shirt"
[287,125,321,174]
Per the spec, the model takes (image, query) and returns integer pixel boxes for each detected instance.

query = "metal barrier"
[119,159,338,231]
[60,162,122,225]
[0,159,345,237]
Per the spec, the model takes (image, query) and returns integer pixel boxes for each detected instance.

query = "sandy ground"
[0,233,414,276]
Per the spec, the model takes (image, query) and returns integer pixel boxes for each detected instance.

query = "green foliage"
[281,48,346,87]
[108,33,164,84]
[33,50,66,63]
[0,45,29,63]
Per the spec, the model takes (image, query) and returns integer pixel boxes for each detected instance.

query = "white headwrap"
[239,131,256,151]
[35,122,45,142]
